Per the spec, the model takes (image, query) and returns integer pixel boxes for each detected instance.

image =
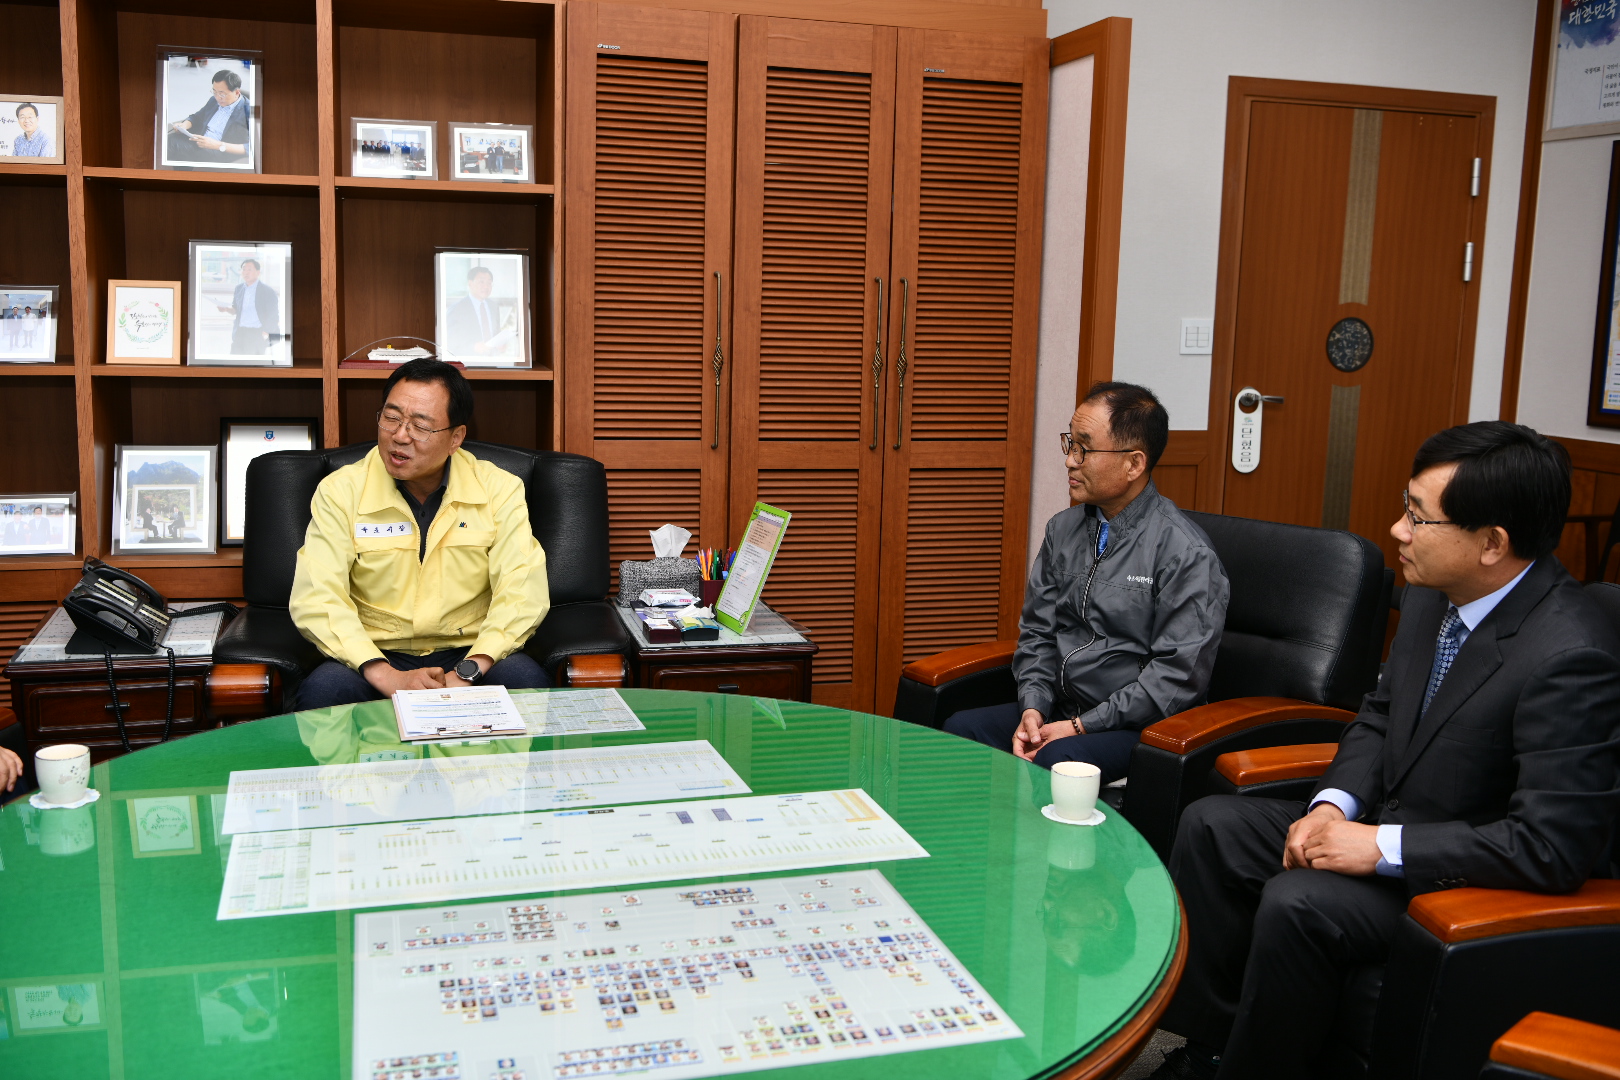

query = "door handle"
[1231,386,1282,474]
[870,276,885,450]
[893,278,910,451]
[711,271,725,450]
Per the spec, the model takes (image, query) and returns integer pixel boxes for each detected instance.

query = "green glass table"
[0,689,1182,1080]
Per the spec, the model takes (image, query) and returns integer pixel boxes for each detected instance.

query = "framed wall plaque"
[107,280,182,364]
[1589,141,1620,428]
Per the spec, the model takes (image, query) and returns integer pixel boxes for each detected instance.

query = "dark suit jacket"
[231,281,281,336]
[445,296,499,354]
[1315,558,1620,896]
[183,96,251,152]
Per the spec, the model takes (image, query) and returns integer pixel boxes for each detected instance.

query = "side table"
[618,604,818,701]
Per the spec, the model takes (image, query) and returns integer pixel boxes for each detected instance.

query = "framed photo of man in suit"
[448,122,533,183]
[187,240,292,366]
[156,48,261,173]
[434,250,531,368]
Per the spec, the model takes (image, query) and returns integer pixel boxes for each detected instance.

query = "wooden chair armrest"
[566,653,627,688]
[208,664,281,722]
[1214,743,1339,786]
[1409,880,1620,944]
[1491,1011,1620,1080]
[0,706,16,732]
[1142,697,1356,754]
[900,640,1017,688]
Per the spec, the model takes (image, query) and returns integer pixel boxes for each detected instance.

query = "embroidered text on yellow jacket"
[289,446,550,670]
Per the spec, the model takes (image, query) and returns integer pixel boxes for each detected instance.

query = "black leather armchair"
[892,511,1393,857]
[212,441,634,710]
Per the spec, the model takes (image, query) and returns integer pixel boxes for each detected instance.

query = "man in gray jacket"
[944,382,1230,780]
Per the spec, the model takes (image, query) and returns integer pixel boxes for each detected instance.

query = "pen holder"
[700,579,723,608]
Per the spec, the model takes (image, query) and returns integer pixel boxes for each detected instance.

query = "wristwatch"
[453,658,484,684]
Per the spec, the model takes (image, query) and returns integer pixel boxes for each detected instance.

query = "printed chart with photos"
[353,870,1020,1080]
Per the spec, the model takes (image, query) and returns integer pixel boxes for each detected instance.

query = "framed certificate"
[1589,141,1620,428]
[107,280,181,364]
[219,418,318,545]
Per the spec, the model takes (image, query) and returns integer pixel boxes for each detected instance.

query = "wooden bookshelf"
[0,0,563,612]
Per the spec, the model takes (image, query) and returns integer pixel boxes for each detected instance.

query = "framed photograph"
[0,95,63,164]
[0,285,58,363]
[0,494,75,556]
[449,121,532,183]
[1590,142,1620,427]
[107,279,181,364]
[8,983,105,1034]
[351,117,435,180]
[188,240,292,366]
[219,417,317,546]
[155,47,261,173]
[112,445,217,555]
[128,795,202,858]
[434,250,530,368]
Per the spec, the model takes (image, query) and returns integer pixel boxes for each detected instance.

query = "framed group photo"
[112,445,217,555]
[0,96,63,164]
[107,280,182,364]
[434,250,531,368]
[449,122,532,183]
[351,117,435,180]
[0,494,75,556]
[219,417,317,546]
[156,48,261,173]
[188,240,292,366]
[0,285,58,363]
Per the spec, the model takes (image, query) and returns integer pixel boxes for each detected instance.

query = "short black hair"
[1410,421,1571,560]
[1082,381,1170,471]
[383,357,473,431]
[240,258,260,271]
[467,266,493,282]
[15,103,37,119]
[212,70,242,91]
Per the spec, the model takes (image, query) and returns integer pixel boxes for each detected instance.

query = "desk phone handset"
[64,558,173,652]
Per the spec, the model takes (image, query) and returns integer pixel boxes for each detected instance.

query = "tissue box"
[618,557,700,604]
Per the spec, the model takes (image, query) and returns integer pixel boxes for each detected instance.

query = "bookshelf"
[0,0,563,616]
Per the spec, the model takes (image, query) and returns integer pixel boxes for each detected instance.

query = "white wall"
[1042,0,1537,430]
[1516,134,1620,443]
[1030,55,1094,567]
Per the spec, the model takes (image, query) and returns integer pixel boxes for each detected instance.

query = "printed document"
[394,685,526,741]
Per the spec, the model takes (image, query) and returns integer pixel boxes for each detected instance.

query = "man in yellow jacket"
[290,358,550,708]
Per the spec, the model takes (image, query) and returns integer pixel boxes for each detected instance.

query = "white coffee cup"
[1051,760,1102,823]
[40,805,95,856]
[36,744,91,806]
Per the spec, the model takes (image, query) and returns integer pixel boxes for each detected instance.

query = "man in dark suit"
[445,265,507,359]
[221,258,280,355]
[165,69,251,165]
[1150,421,1620,1080]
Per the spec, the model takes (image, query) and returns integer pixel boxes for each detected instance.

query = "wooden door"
[563,2,735,578]
[1219,95,1486,571]
[729,16,897,711]
[874,29,1048,715]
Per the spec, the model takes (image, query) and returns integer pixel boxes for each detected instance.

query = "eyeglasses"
[377,410,453,442]
[1402,490,1456,528]
[1059,431,1139,463]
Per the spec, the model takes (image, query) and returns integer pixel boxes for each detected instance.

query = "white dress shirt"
[1312,562,1533,877]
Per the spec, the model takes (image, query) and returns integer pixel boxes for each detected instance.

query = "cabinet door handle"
[711,271,725,450]
[893,278,910,450]
[870,276,885,450]
[717,683,741,694]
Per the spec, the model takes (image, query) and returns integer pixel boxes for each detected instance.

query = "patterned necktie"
[1422,607,1464,716]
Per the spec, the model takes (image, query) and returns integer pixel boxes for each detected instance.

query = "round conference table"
[0,688,1183,1080]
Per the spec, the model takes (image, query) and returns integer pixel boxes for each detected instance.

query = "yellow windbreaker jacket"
[289,446,550,670]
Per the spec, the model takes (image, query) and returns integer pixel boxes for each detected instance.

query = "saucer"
[30,788,101,810]
[1042,803,1105,827]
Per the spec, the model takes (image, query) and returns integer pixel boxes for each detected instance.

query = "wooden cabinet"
[565,3,1046,713]
[7,654,214,762]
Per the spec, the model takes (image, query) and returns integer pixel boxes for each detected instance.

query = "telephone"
[64,558,172,652]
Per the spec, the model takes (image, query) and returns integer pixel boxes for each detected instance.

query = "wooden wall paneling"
[1049,15,1129,394]
[622,0,1045,37]
[66,0,123,169]
[88,371,133,556]
[0,603,59,710]
[318,0,341,442]
[1553,436,1620,581]
[113,11,320,175]
[874,27,1047,715]
[1500,0,1557,422]
[1154,430,1209,511]
[563,1,736,584]
[1,2,64,95]
[551,0,565,449]
[0,179,75,366]
[729,15,896,711]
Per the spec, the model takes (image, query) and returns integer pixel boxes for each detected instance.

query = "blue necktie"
[1096,519,1110,558]
[1422,607,1464,716]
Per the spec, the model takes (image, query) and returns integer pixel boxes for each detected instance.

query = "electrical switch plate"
[1180,318,1214,355]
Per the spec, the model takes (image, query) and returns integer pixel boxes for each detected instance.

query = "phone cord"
[102,646,179,755]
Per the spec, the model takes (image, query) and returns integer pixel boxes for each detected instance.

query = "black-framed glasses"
[1402,490,1456,528]
[377,410,452,442]
[1059,431,1139,462]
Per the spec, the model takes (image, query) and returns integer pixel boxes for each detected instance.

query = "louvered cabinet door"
[564,3,736,581]
[875,30,1048,715]
[729,16,897,711]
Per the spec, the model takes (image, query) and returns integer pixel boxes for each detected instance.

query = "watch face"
[455,660,480,681]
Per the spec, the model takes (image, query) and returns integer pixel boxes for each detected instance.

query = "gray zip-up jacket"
[1015,481,1229,733]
